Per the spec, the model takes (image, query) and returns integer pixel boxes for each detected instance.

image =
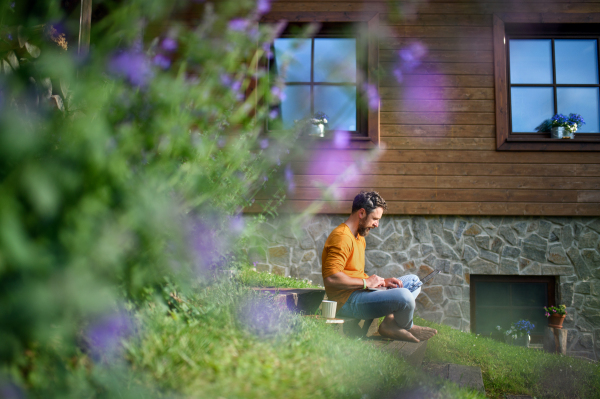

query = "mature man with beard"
[321,191,437,343]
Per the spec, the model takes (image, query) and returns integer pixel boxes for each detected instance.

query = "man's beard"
[357,220,370,237]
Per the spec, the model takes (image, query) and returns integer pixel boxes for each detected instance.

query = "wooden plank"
[381,61,493,76]
[270,3,600,15]
[292,149,600,164]
[381,112,495,125]
[386,26,492,38]
[381,37,493,51]
[493,14,509,151]
[496,12,600,24]
[382,137,496,150]
[380,87,495,100]
[380,74,494,87]
[263,187,579,203]
[380,13,492,26]
[78,0,92,56]
[381,125,495,137]
[292,175,600,190]
[246,200,600,216]
[290,162,600,177]
[261,11,378,22]
[380,50,493,63]
[578,191,600,203]
[368,13,380,145]
[381,99,495,113]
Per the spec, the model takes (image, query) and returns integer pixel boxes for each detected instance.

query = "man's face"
[357,207,383,237]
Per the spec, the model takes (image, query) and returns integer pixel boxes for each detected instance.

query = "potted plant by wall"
[309,111,328,137]
[504,320,535,347]
[550,114,585,139]
[544,304,567,328]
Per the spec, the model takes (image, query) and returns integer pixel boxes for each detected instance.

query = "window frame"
[493,13,600,151]
[270,23,368,136]
[470,274,556,342]
[261,12,380,146]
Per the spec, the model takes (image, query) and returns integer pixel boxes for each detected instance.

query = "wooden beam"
[78,0,92,56]
[368,13,380,145]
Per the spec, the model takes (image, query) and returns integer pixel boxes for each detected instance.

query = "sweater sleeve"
[322,232,353,279]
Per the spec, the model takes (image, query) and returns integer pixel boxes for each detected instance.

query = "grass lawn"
[121,272,599,398]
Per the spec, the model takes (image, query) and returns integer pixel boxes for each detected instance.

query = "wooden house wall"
[255,0,600,216]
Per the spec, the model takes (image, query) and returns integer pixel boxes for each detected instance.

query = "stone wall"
[248,215,600,360]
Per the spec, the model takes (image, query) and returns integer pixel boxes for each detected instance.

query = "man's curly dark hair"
[351,191,387,215]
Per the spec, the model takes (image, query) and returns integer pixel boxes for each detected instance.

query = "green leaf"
[25,42,40,58]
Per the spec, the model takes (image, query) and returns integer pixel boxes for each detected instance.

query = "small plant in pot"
[544,304,567,328]
[550,114,585,139]
[309,111,328,137]
[504,319,535,347]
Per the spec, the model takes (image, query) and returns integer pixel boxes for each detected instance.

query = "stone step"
[368,338,429,367]
[425,363,485,393]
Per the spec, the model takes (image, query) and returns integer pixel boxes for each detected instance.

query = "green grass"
[236,268,320,289]
[418,317,600,398]
[125,283,484,399]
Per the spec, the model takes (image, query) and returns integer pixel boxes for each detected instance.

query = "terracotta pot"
[548,313,566,328]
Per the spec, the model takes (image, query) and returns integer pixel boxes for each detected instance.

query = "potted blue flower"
[310,111,328,137]
[549,113,585,139]
[504,319,535,347]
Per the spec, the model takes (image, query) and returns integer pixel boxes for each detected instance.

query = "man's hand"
[365,274,385,288]
[383,278,403,288]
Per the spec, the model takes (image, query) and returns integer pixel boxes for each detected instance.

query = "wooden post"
[78,0,92,56]
[554,328,568,355]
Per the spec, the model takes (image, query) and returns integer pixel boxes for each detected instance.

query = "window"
[493,14,600,150]
[270,23,367,135]
[259,12,380,145]
[470,275,556,343]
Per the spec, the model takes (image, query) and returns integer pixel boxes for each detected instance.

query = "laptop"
[366,269,440,292]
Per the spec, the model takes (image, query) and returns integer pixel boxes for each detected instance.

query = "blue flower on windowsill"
[536,113,585,138]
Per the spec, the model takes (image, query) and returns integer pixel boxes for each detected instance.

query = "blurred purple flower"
[10,2,15,8]
[271,86,286,102]
[269,109,278,119]
[0,379,24,399]
[108,51,153,87]
[262,42,273,59]
[229,214,245,234]
[161,38,178,52]
[153,54,171,69]
[364,83,379,110]
[393,67,403,83]
[85,312,133,361]
[220,73,242,93]
[333,130,350,149]
[7,34,12,40]
[229,18,249,32]
[260,138,269,149]
[237,295,291,338]
[263,175,268,182]
[285,164,295,193]
[218,138,226,148]
[257,0,271,14]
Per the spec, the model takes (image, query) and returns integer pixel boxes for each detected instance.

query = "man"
[321,191,437,343]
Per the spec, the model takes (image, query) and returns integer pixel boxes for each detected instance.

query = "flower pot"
[551,126,564,139]
[309,123,325,137]
[505,334,530,347]
[548,313,566,328]
[562,131,575,139]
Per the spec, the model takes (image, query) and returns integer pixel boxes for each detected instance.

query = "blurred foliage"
[236,268,320,288]
[0,0,300,395]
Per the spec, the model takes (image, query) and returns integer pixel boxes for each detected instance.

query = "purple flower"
[10,2,15,8]
[271,86,286,102]
[333,130,350,149]
[260,138,269,149]
[257,0,271,14]
[108,51,153,87]
[218,138,226,148]
[364,83,379,110]
[285,164,295,192]
[228,18,249,32]
[0,379,24,399]
[237,295,292,338]
[229,214,245,234]
[269,109,278,119]
[153,54,171,69]
[263,175,268,182]
[7,34,12,40]
[393,67,403,83]
[161,38,178,52]
[85,312,133,361]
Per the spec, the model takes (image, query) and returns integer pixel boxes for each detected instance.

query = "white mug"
[321,300,337,319]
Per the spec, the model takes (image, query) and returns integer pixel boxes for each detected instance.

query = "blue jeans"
[337,274,421,330]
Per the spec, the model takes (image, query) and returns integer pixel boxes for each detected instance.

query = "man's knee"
[390,288,415,310]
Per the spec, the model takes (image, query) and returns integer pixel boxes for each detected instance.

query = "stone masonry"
[247,215,600,360]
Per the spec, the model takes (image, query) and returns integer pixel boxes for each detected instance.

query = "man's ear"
[358,208,366,219]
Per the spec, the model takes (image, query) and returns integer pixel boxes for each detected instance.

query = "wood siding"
[256,0,600,216]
